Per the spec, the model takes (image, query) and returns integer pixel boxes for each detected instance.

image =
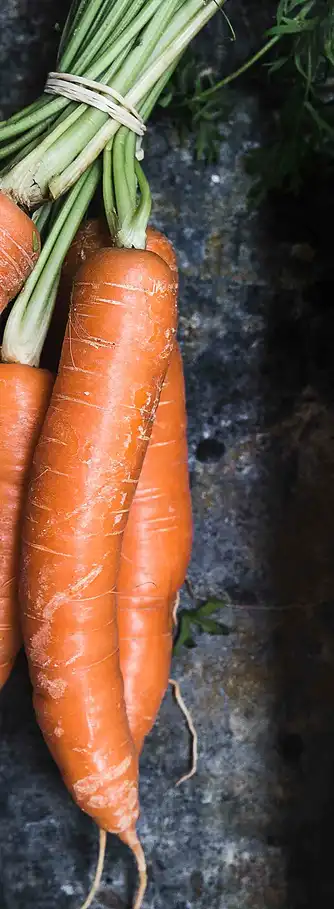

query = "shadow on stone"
[260,175,334,908]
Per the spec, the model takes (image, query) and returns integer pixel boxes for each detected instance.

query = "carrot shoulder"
[0,193,40,315]
[0,365,53,689]
[20,248,177,848]
[118,344,193,753]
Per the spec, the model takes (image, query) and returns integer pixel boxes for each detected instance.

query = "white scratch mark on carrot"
[74,754,132,800]
[0,224,35,267]
[38,674,68,699]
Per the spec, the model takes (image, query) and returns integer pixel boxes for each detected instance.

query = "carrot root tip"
[129,834,147,909]
[169,677,198,785]
[79,826,107,909]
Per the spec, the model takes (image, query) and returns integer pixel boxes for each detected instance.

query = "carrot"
[0,192,40,315]
[117,226,192,752]
[41,218,112,372]
[40,222,173,372]
[0,365,53,689]
[20,246,177,903]
[39,220,189,751]
[118,343,192,753]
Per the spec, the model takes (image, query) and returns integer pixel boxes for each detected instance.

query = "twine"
[45,72,146,137]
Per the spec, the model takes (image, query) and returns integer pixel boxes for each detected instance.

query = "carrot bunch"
[0,220,192,908]
[0,0,228,903]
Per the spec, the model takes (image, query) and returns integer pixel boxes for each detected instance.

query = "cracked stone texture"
[1,3,334,908]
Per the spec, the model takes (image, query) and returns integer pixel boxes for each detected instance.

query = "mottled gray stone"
[1,3,334,908]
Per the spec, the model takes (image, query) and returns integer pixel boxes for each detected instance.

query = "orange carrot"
[0,365,53,689]
[39,220,189,751]
[40,222,173,373]
[117,227,191,752]
[118,343,192,753]
[0,193,40,315]
[20,247,177,901]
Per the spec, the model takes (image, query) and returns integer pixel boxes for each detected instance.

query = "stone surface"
[1,3,334,908]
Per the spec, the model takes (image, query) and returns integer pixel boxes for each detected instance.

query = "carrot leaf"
[174,614,195,653]
[173,594,230,654]
[195,597,229,618]
[193,616,230,635]
[160,0,334,197]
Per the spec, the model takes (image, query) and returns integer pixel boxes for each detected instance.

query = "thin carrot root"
[130,834,147,909]
[169,677,198,786]
[172,592,180,628]
[79,827,107,909]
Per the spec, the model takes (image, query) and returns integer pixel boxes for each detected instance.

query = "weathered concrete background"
[1,3,334,907]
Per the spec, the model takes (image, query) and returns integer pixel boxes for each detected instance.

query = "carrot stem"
[56,0,86,67]
[68,0,143,79]
[124,131,137,210]
[32,203,53,232]
[0,97,64,143]
[114,157,151,250]
[0,115,57,162]
[0,0,224,208]
[113,126,133,231]
[51,0,221,200]
[32,202,53,242]
[102,141,118,238]
[59,0,108,72]
[108,62,179,249]
[0,0,152,144]
[0,0,160,144]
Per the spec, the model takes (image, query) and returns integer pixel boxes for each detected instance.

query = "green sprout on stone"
[174,581,230,655]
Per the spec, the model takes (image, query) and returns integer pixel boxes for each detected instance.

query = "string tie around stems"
[45,72,146,137]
